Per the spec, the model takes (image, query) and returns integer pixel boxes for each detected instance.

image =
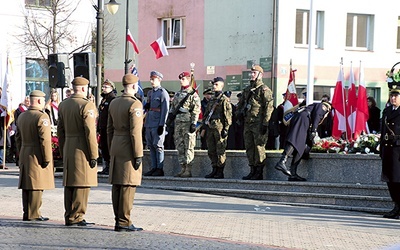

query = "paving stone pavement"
[0,165,400,250]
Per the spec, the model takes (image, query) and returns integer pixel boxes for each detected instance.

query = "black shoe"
[274,162,291,176]
[98,167,109,175]
[115,224,143,232]
[144,168,156,176]
[23,216,49,221]
[66,220,95,226]
[151,168,164,176]
[383,205,400,219]
[288,174,307,181]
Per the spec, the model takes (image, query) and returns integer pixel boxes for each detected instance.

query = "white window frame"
[161,17,185,48]
[295,9,324,49]
[346,13,374,51]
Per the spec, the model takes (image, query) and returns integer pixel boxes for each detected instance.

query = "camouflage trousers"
[206,126,227,167]
[244,122,268,166]
[174,121,196,165]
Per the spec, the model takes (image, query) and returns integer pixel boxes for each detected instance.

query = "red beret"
[179,71,191,79]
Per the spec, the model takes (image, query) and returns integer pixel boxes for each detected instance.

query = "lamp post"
[95,0,104,106]
[106,0,131,74]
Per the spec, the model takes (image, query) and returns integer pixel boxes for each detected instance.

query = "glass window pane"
[346,14,354,47]
[397,17,400,49]
[173,19,181,46]
[295,10,305,44]
[356,15,367,47]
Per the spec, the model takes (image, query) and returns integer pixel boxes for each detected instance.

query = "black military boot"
[144,168,156,176]
[288,160,306,181]
[242,165,256,180]
[250,165,264,180]
[274,144,294,176]
[205,166,217,178]
[213,164,225,179]
[98,162,110,175]
[383,203,400,219]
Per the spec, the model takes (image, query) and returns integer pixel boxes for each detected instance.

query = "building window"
[162,17,185,47]
[25,0,51,7]
[295,9,324,48]
[397,16,400,50]
[346,13,374,50]
[26,58,50,97]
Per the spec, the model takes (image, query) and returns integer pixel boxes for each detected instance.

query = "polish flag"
[126,29,139,54]
[332,65,347,139]
[150,36,169,59]
[282,68,299,125]
[346,64,357,141]
[354,62,369,139]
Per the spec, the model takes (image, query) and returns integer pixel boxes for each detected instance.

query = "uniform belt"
[114,131,130,136]
[150,108,161,112]
[385,134,400,140]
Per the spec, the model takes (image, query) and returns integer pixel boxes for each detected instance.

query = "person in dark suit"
[317,94,333,138]
[58,77,98,227]
[275,102,332,181]
[97,79,117,175]
[107,74,144,232]
[367,96,381,134]
[200,88,213,150]
[380,86,400,219]
[16,90,54,221]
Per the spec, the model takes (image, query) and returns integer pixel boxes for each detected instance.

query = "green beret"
[72,77,89,86]
[29,90,46,98]
[251,65,264,73]
[122,74,139,85]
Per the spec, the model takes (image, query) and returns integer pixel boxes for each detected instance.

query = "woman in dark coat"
[367,96,381,134]
[274,102,331,181]
[380,88,400,219]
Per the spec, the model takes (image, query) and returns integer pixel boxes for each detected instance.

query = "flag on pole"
[332,64,347,139]
[0,54,13,126]
[282,68,299,125]
[346,64,357,141]
[150,36,169,59]
[354,62,369,139]
[126,29,140,54]
[130,65,146,107]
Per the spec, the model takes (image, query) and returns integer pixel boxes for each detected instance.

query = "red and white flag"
[354,62,369,138]
[126,29,140,54]
[282,68,299,125]
[346,64,357,140]
[150,36,169,59]
[332,65,346,139]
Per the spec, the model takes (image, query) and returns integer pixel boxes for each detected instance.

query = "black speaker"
[73,52,97,87]
[48,53,71,88]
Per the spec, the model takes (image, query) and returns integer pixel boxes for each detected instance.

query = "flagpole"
[306,0,315,105]
[3,119,6,167]
[124,0,130,74]
[340,58,348,141]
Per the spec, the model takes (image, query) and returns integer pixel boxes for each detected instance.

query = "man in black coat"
[380,86,400,219]
[274,101,332,181]
[97,79,116,175]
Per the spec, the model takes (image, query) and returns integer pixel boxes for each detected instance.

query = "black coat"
[368,106,381,133]
[380,106,400,182]
[97,91,116,131]
[286,103,328,155]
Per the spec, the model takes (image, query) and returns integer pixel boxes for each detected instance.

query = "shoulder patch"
[41,119,50,126]
[134,108,143,117]
[87,109,95,118]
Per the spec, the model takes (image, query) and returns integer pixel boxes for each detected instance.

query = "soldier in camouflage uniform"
[169,71,201,177]
[236,65,274,180]
[203,77,232,179]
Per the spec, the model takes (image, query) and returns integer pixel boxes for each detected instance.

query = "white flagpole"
[306,0,315,105]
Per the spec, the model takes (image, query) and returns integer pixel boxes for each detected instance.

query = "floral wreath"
[386,62,400,88]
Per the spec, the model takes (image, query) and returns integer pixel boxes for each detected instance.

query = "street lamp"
[95,0,104,106]
[105,0,131,74]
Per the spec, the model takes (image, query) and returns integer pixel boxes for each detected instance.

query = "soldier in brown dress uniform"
[57,77,98,226]
[16,90,54,221]
[107,74,144,232]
